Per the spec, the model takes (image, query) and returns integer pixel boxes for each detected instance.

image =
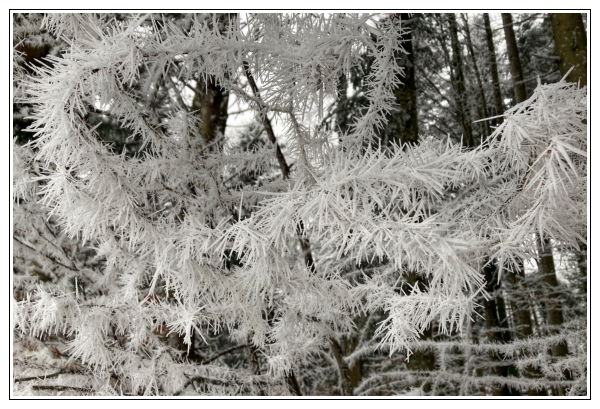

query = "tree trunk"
[576,242,587,295]
[482,263,521,396]
[447,14,474,147]
[548,21,587,373]
[469,27,517,392]
[286,370,302,396]
[506,266,549,396]
[461,14,491,140]
[190,14,231,148]
[483,13,505,125]
[501,13,528,104]
[536,237,572,395]
[342,336,363,391]
[506,268,535,339]
[330,337,355,396]
[550,13,587,87]
[392,13,419,147]
[191,76,229,146]
[536,239,568,356]
[335,72,350,137]
[246,336,267,396]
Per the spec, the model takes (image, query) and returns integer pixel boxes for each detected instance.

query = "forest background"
[11,10,590,397]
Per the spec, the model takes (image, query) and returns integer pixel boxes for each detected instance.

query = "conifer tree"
[13,12,587,396]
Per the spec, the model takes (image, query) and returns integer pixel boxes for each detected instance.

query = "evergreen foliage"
[12,12,587,396]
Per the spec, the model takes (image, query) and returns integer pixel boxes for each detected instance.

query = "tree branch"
[15,371,65,383]
[30,385,93,393]
[200,344,247,365]
[242,60,291,180]
[13,237,79,272]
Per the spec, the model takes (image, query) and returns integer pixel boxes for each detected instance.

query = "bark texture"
[330,337,355,396]
[190,14,232,147]
[191,77,229,145]
[391,13,419,146]
[501,13,528,104]
[550,13,587,87]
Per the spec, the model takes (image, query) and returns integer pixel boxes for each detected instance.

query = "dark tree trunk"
[536,237,572,394]
[190,14,231,148]
[548,20,587,376]
[448,14,474,147]
[330,337,355,396]
[506,268,535,339]
[550,13,587,87]
[483,13,505,125]
[501,13,528,104]
[286,370,302,396]
[335,72,350,137]
[536,239,568,355]
[461,14,491,140]
[467,26,517,393]
[191,77,229,146]
[506,266,549,396]
[342,336,363,391]
[482,263,521,396]
[576,242,587,295]
[391,13,419,146]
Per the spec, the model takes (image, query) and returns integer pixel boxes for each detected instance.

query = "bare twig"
[13,237,79,272]
[242,60,291,180]
[494,13,541,31]
[200,344,247,365]
[15,371,64,383]
[165,75,190,113]
[31,385,93,393]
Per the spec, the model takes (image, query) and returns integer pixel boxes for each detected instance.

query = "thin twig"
[13,237,79,272]
[241,60,290,180]
[200,344,247,365]
[494,13,541,31]
[31,385,93,393]
[165,75,190,113]
[15,371,64,383]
